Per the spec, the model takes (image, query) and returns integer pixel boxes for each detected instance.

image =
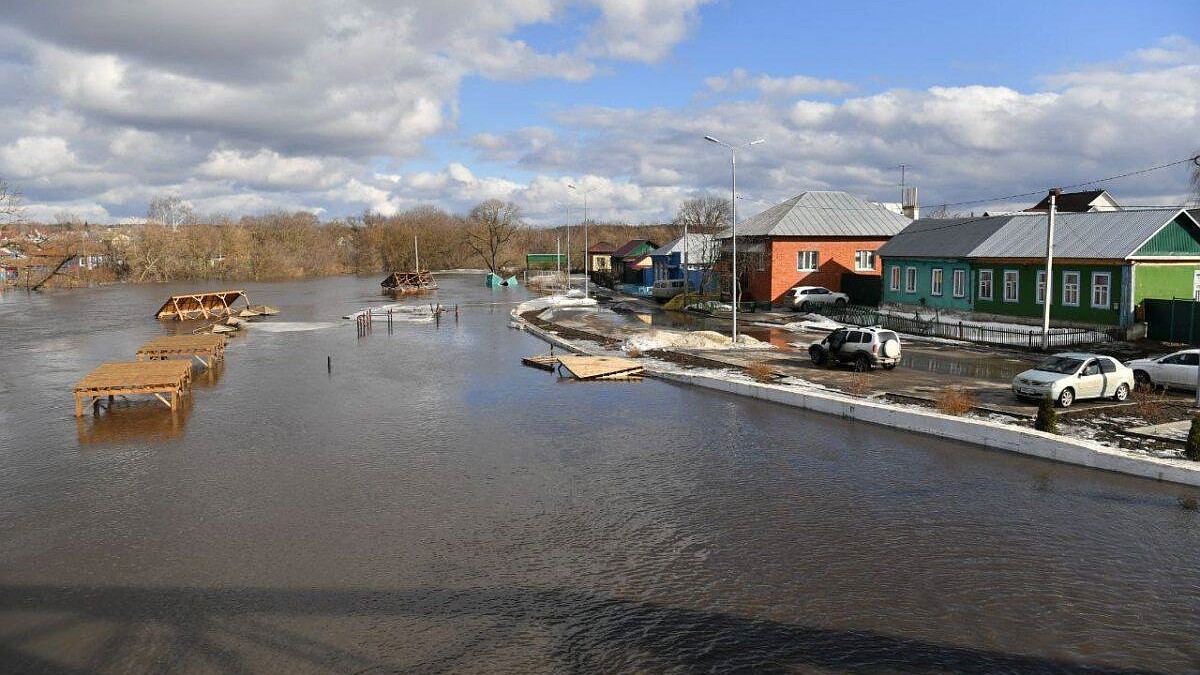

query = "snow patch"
[514,294,599,315]
[252,321,340,333]
[622,329,773,353]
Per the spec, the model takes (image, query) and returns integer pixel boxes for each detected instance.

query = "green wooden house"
[878,208,1200,327]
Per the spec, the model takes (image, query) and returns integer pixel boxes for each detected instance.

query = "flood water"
[0,275,1198,674]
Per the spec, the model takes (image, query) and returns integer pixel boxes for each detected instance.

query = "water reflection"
[76,396,193,445]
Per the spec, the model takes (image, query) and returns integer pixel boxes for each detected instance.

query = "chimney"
[902,186,919,220]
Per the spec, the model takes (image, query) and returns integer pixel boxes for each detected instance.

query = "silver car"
[1011,353,1134,407]
[789,286,849,311]
[1125,349,1200,391]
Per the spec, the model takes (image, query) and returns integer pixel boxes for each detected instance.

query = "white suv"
[789,286,849,311]
[809,326,901,371]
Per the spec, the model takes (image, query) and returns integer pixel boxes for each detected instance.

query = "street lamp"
[568,183,598,298]
[704,135,764,345]
[554,200,570,289]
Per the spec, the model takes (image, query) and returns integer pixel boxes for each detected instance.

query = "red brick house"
[716,191,911,303]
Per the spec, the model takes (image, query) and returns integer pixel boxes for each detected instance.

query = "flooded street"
[1,275,1198,674]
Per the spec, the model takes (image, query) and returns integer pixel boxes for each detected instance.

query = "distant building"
[586,242,615,273]
[1024,189,1122,213]
[609,239,658,287]
[647,234,716,291]
[715,190,911,302]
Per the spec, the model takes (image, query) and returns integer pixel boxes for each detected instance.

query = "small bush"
[1035,396,1058,433]
[1185,414,1200,462]
[625,346,642,358]
[846,371,871,397]
[746,361,775,383]
[1130,386,1170,424]
[1179,495,1199,510]
[936,387,976,416]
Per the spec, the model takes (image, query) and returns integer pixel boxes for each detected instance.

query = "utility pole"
[1041,188,1059,351]
[568,184,598,298]
[705,135,764,345]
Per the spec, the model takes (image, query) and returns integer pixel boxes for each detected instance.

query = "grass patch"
[936,387,976,416]
[746,361,776,383]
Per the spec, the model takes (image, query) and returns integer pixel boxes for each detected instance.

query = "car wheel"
[1112,383,1130,402]
[1057,387,1075,408]
[853,354,873,372]
[799,301,810,312]
[1133,370,1151,386]
[835,298,847,307]
[882,362,897,371]
[809,346,825,366]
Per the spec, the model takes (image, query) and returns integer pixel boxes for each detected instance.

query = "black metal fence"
[807,304,1127,350]
[1144,298,1200,343]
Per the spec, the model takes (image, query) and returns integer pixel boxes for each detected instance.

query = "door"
[1155,352,1197,387]
[1075,360,1105,399]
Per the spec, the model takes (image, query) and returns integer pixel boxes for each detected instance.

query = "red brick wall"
[748,237,890,302]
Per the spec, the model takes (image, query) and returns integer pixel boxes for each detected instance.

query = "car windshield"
[1034,356,1084,374]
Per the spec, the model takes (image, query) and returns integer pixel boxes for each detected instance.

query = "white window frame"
[952,269,966,298]
[854,250,875,271]
[1091,272,1111,309]
[889,266,900,291]
[978,269,993,301]
[930,268,943,296]
[797,250,818,271]
[904,267,917,293]
[1035,270,1046,305]
[1002,269,1019,303]
[1062,271,1080,307]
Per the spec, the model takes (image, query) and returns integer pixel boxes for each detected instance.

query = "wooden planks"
[73,361,194,416]
[557,355,644,381]
[521,354,559,371]
[154,290,248,320]
[136,334,226,368]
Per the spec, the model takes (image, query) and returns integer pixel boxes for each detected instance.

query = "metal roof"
[611,239,655,258]
[716,190,911,238]
[970,209,1188,259]
[876,216,1011,258]
[646,234,713,257]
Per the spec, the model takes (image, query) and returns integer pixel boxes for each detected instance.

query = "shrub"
[1130,386,1170,424]
[1185,414,1200,462]
[746,361,775,383]
[1035,396,1058,433]
[1179,496,1199,510]
[846,371,871,397]
[936,387,976,416]
[625,346,642,358]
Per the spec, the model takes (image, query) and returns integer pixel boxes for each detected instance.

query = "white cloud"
[0,136,79,177]
[199,148,344,190]
[706,68,855,97]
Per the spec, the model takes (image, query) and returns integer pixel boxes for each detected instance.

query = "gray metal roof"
[716,190,911,238]
[647,233,713,257]
[970,208,1186,259]
[876,216,1010,258]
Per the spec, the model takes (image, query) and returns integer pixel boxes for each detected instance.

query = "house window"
[1062,271,1080,306]
[978,270,993,301]
[854,250,876,271]
[904,267,917,293]
[1092,272,1111,309]
[797,250,819,271]
[756,253,766,271]
[952,269,966,298]
[1003,270,1019,303]
[1036,270,1046,305]
[889,266,900,291]
[931,268,943,296]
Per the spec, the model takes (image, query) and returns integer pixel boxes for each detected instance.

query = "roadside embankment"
[513,306,1200,488]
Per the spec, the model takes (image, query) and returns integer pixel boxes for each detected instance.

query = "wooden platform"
[155,290,249,320]
[73,361,194,416]
[136,334,226,368]
[521,354,559,371]
[556,355,644,380]
[381,271,438,293]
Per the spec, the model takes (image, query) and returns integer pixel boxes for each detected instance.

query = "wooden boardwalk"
[73,361,194,416]
[557,355,644,380]
[521,354,559,371]
[136,334,226,368]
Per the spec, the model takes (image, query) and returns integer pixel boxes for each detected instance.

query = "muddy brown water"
[0,275,1197,674]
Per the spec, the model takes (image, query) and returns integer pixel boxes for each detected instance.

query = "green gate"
[1144,298,1200,343]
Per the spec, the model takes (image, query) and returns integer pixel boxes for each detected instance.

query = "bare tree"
[464,200,523,274]
[147,195,195,232]
[673,195,731,235]
[0,178,24,224]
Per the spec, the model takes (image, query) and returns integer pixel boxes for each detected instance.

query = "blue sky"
[0,0,1197,223]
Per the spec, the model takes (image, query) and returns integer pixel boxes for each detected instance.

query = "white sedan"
[1126,349,1200,390]
[1011,353,1134,407]
[789,286,849,311]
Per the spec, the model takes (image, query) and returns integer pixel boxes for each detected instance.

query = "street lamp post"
[568,183,598,298]
[704,135,764,345]
[554,201,570,289]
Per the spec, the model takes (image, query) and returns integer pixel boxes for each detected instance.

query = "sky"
[0,0,1197,226]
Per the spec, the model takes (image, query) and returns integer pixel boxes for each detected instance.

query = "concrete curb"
[515,313,1200,488]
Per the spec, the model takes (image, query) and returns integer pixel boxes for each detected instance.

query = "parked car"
[1011,353,1133,407]
[789,286,849,311]
[809,326,901,371]
[1125,349,1200,390]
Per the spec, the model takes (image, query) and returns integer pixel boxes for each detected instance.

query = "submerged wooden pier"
[155,290,249,320]
[557,355,644,380]
[136,334,226,368]
[73,361,194,416]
